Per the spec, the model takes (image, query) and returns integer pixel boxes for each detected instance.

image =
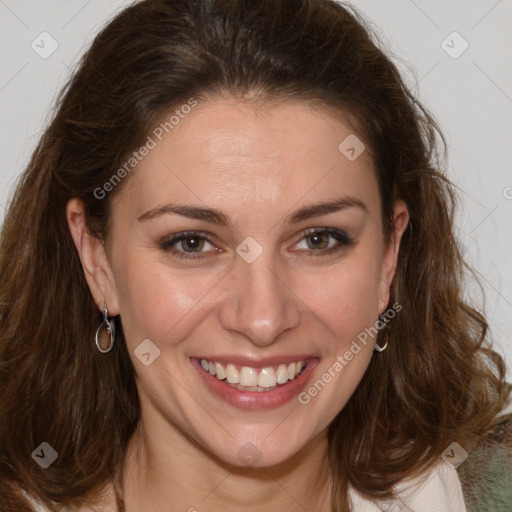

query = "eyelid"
[293,227,352,244]
[160,230,215,245]
[289,227,353,255]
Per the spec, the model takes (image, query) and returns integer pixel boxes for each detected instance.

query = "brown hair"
[0,0,509,510]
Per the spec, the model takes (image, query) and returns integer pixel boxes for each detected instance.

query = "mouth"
[199,358,307,391]
[190,356,318,410]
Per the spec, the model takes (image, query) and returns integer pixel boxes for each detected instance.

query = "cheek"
[302,255,382,342]
[112,251,207,350]
[298,258,382,416]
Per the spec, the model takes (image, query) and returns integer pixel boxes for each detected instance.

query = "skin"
[67,96,409,511]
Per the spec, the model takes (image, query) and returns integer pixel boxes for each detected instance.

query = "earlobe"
[66,199,120,316]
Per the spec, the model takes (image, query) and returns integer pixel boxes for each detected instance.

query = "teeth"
[232,383,276,392]
[276,364,289,384]
[240,366,258,387]
[199,358,306,389]
[226,364,239,384]
[257,367,276,388]
[214,362,226,380]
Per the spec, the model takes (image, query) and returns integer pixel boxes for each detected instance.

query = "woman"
[0,0,510,511]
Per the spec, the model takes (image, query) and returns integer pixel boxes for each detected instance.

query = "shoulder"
[456,412,512,512]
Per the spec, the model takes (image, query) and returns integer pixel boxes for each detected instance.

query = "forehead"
[113,98,379,221]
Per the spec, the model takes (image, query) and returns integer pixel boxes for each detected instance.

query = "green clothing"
[457,413,512,512]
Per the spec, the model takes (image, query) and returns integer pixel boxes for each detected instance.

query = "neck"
[120,417,333,512]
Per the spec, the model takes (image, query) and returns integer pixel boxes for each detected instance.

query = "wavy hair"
[0,0,509,510]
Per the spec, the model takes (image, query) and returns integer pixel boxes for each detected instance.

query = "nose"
[217,252,301,347]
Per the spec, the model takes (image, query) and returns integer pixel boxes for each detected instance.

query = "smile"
[200,358,307,391]
[191,356,318,410]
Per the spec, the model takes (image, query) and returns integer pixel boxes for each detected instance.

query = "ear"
[378,200,409,314]
[66,198,120,316]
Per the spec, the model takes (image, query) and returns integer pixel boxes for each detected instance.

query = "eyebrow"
[137,196,368,225]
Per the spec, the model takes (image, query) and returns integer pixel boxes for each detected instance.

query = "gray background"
[1,0,511,382]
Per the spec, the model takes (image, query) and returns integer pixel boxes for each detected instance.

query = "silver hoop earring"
[95,304,115,353]
[375,294,397,352]
[374,339,388,352]
[375,317,389,352]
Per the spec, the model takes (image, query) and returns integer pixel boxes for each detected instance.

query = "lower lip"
[190,358,319,410]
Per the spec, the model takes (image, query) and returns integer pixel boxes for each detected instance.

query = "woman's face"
[78,97,408,468]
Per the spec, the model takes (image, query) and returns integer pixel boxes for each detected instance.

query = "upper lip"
[192,355,317,368]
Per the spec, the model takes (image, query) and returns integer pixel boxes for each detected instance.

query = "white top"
[349,460,467,512]
[22,459,467,511]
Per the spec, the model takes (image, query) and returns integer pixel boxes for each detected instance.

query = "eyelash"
[160,228,353,260]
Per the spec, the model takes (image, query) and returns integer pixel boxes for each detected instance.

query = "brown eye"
[305,231,330,250]
[177,235,206,252]
[160,232,217,259]
[292,228,353,256]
